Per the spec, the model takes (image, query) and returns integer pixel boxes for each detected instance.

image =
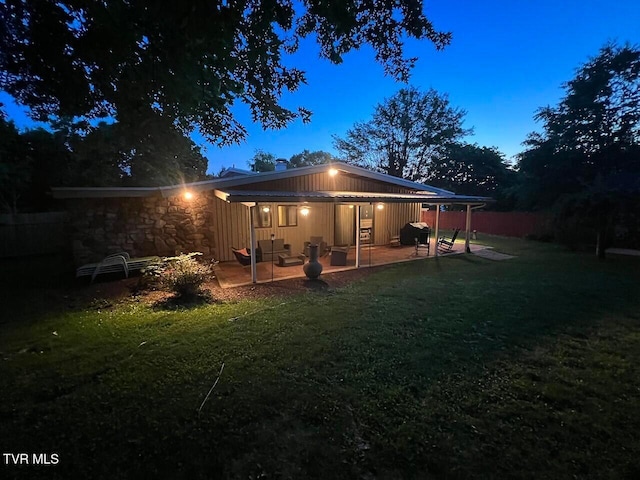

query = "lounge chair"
[76,252,159,283]
[113,252,160,272]
[437,228,461,252]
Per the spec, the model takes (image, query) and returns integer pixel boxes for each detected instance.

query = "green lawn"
[1,237,640,479]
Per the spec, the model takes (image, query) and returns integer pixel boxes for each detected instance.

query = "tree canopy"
[516,42,640,256]
[288,149,336,168]
[427,142,516,206]
[0,0,451,145]
[333,86,469,181]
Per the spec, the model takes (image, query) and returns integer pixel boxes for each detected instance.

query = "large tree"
[427,142,516,207]
[517,42,640,257]
[248,150,276,172]
[288,149,336,168]
[333,86,469,181]
[0,0,451,146]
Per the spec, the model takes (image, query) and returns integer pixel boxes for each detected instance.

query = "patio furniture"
[437,228,461,251]
[278,253,305,267]
[258,238,291,262]
[231,247,252,266]
[304,236,328,257]
[76,252,159,283]
[415,236,430,256]
[330,245,349,266]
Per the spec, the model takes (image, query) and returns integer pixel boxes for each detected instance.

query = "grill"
[399,222,430,245]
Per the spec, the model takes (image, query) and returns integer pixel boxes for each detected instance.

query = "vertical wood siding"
[212,198,336,261]
[373,203,421,245]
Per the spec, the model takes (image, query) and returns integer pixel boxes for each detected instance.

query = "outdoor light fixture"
[183,191,194,201]
[348,205,354,209]
[300,206,310,216]
[262,206,270,213]
[329,168,338,176]
[376,203,384,210]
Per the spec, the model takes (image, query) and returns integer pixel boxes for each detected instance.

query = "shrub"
[143,252,213,300]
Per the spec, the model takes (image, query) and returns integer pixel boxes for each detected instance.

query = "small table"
[278,254,305,267]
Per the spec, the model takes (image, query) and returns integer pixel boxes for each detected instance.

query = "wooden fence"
[0,212,67,257]
[420,210,552,238]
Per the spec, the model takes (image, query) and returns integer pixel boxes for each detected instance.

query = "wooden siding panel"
[373,202,421,246]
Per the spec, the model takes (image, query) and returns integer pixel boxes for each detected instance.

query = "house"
[52,162,491,282]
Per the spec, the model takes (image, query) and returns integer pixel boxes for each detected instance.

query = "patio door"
[334,205,355,246]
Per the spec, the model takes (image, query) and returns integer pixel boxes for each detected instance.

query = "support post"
[434,205,440,257]
[355,205,361,268]
[465,204,472,253]
[249,206,257,283]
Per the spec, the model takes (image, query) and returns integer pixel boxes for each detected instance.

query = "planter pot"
[303,244,323,279]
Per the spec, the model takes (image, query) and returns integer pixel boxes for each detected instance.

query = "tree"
[333,87,469,181]
[288,150,336,168]
[0,1,451,146]
[516,42,640,257]
[248,150,276,172]
[427,142,516,207]
[0,116,30,213]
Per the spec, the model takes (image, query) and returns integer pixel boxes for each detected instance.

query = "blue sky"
[2,0,640,174]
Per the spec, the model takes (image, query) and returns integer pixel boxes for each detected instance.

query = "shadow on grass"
[152,290,215,310]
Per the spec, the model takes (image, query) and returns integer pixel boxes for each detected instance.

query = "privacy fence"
[0,212,68,258]
[420,210,552,238]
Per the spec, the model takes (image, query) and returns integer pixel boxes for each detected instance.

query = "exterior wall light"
[300,206,310,216]
[183,191,194,201]
[262,206,270,213]
[329,168,338,176]
[376,203,384,210]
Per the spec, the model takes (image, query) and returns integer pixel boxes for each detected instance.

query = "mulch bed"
[60,264,392,309]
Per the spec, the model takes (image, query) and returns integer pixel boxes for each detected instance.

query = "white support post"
[434,205,440,257]
[465,204,472,253]
[249,205,257,283]
[355,205,361,268]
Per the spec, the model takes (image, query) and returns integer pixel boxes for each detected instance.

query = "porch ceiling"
[214,189,492,205]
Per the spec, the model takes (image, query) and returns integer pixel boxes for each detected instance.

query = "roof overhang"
[51,162,458,199]
[214,189,492,205]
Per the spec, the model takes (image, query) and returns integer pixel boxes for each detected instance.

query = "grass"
[1,236,640,479]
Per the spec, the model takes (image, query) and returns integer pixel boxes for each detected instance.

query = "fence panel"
[420,210,551,238]
[0,212,67,257]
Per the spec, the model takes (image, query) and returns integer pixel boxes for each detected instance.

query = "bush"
[143,252,213,300]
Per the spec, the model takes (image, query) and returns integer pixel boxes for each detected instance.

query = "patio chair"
[437,228,461,252]
[231,247,252,266]
[330,245,350,266]
[304,236,328,257]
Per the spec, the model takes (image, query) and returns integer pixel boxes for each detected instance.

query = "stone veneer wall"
[67,193,217,265]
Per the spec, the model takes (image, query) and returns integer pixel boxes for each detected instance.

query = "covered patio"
[214,236,488,288]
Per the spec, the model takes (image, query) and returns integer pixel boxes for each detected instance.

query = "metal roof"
[214,189,492,205]
[51,162,458,199]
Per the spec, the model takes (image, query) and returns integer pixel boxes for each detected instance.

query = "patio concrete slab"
[472,248,516,261]
[214,240,489,288]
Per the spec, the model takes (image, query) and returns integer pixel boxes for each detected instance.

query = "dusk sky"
[2,0,640,175]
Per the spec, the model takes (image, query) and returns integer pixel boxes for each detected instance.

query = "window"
[255,204,272,228]
[278,205,297,227]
